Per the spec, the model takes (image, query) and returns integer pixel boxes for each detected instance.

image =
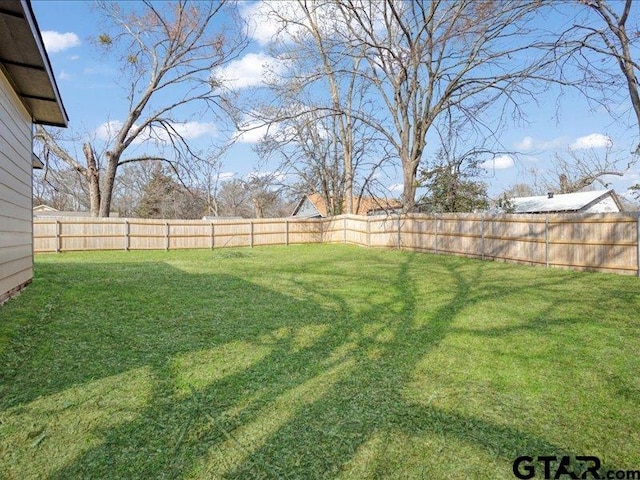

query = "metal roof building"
[511,190,622,214]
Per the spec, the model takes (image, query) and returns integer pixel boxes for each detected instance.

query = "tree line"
[35,0,640,217]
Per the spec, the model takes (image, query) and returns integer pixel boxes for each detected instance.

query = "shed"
[511,190,622,214]
[1,0,68,303]
[291,193,402,218]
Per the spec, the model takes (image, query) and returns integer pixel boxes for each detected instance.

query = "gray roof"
[511,190,618,213]
[0,0,68,126]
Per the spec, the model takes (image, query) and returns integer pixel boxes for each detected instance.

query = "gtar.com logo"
[512,456,640,479]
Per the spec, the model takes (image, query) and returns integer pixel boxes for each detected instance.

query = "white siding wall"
[0,69,33,303]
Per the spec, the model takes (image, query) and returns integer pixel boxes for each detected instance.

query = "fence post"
[343,217,347,244]
[545,217,550,268]
[165,222,170,251]
[366,218,371,248]
[250,221,254,248]
[481,215,485,261]
[637,215,640,277]
[434,214,439,254]
[210,222,215,250]
[124,220,130,251]
[397,214,402,249]
[56,220,61,253]
[285,220,289,246]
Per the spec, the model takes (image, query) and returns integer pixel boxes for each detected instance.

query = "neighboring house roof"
[511,190,622,214]
[33,204,58,212]
[0,0,68,126]
[291,193,402,217]
[33,205,119,217]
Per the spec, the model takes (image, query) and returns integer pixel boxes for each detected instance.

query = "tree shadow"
[0,251,632,478]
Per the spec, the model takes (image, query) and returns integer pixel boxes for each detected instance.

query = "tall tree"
[240,0,382,214]
[330,0,551,211]
[35,1,246,217]
[552,0,640,153]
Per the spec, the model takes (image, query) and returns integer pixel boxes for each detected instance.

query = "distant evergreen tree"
[418,164,488,213]
[134,166,207,219]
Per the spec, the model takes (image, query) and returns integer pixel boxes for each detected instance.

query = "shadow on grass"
[0,252,631,479]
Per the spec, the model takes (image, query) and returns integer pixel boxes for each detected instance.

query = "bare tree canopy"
[327,0,552,211]
[550,0,640,153]
[539,146,633,194]
[35,0,247,216]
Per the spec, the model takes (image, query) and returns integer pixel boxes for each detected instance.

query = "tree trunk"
[99,153,119,217]
[401,158,419,213]
[82,143,101,217]
[343,141,353,215]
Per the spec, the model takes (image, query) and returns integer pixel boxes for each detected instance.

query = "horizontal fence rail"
[34,213,640,276]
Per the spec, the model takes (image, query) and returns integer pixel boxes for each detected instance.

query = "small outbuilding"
[510,190,622,214]
[1,0,68,303]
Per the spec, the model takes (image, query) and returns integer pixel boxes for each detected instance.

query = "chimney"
[547,192,554,199]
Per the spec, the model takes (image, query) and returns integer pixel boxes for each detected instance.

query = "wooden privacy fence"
[34,212,640,276]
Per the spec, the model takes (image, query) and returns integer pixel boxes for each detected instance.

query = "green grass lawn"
[0,245,638,479]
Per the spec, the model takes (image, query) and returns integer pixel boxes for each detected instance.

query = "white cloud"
[240,1,291,45]
[514,135,569,151]
[95,120,217,143]
[480,155,514,170]
[240,0,348,45]
[515,136,534,150]
[234,120,279,144]
[213,52,284,90]
[95,120,123,141]
[569,133,612,150]
[218,172,235,181]
[388,183,403,193]
[58,70,71,81]
[169,122,217,139]
[42,31,80,53]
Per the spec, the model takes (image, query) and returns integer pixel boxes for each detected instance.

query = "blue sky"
[32,1,640,201]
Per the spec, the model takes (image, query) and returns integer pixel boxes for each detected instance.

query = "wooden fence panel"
[399,215,436,252]
[344,216,369,246]
[368,216,400,249]
[128,220,166,250]
[287,219,322,244]
[252,220,287,247]
[33,213,640,276]
[322,217,345,244]
[546,214,638,274]
[33,220,57,252]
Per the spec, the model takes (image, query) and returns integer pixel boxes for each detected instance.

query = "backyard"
[0,244,638,479]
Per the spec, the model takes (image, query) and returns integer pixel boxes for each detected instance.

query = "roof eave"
[0,1,68,127]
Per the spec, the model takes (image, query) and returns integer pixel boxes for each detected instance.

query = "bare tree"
[540,145,633,194]
[35,1,246,216]
[551,0,640,153]
[257,111,348,216]
[242,0,382,214]
[325,1,551,211]
[216,175,290,218]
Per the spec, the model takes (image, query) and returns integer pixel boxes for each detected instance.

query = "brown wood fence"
[34,212,640,276]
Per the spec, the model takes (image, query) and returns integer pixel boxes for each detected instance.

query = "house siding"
[0,68,34,303]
